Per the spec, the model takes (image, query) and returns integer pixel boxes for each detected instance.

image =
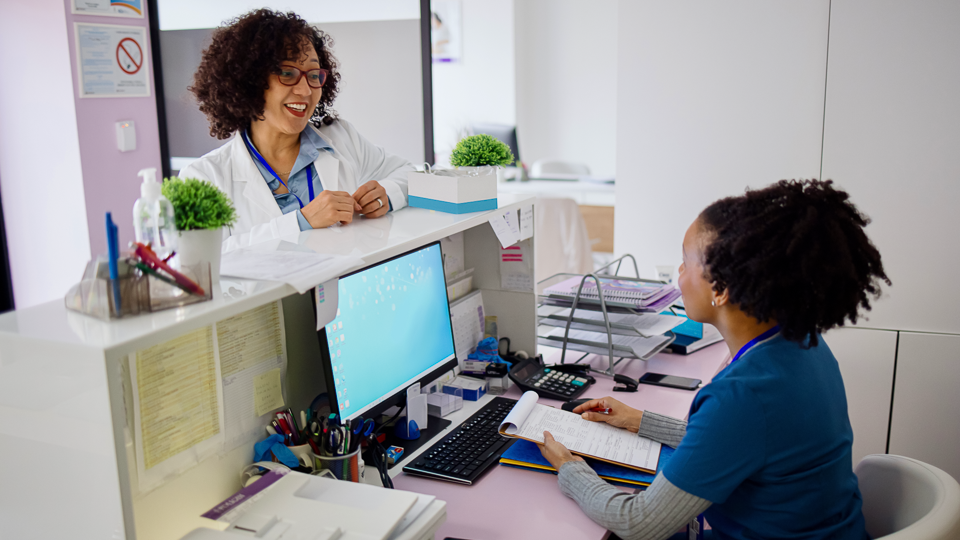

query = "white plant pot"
[177,228,223,285]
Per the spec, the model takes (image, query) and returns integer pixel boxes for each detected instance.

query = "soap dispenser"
[133,167,178,263]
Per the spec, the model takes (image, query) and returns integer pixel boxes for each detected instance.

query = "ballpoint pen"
[106,213,122,315]
[133,261,196,294]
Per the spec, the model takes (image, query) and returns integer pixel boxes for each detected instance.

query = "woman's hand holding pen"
[302,190,359,228]
[573,397,644,433]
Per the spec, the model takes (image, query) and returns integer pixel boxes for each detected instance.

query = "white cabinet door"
[888,332,960,481]
[823,327,897,467]
[820,1,960,334]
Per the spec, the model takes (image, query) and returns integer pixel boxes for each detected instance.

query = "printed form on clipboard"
[498,391,661,473]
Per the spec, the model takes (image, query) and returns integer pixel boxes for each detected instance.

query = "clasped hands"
[537,396,645,470]
[301,180,389,228]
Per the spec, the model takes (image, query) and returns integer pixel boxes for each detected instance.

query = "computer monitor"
[318,242,457,422]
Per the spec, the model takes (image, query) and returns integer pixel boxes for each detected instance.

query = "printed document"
[218,301,288,449]
[130,325,224,493]
[499,391,661,472]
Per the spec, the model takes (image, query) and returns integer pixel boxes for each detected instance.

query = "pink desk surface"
[392,342,731,540]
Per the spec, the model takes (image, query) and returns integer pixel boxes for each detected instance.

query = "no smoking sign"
[116,37,143,75]
[76,23,149,97]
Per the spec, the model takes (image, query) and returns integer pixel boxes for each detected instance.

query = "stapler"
[613,374,639,392]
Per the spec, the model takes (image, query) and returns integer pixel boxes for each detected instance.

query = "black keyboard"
[402,397,518,485]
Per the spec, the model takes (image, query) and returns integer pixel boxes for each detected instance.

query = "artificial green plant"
[161,177,237,231]
[449,134,515,167]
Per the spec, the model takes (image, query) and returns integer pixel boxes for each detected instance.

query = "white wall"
[431,0,516,165]
[0,0,90,309]
[321,19,425,165]
[614,1,829,277]
[515,0,617,177]
[157,0,419,30]
[820,0,960,334]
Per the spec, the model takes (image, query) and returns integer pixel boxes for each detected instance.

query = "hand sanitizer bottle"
[133,167,178,263]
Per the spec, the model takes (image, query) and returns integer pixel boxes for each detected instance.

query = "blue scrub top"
[662,333,869,540]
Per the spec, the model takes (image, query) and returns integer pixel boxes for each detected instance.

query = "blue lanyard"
[241,130,315,208]
[730,325,780,365]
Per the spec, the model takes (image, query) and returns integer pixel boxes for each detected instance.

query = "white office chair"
[530,159,590,178]
[855,454,960,539]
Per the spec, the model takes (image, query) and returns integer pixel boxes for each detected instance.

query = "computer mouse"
[561,398,593,412]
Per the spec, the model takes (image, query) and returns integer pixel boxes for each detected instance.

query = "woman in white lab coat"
[180,9,413,250]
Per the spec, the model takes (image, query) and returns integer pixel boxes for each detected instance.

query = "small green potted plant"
[408,134,515,214]
[162,177,237,285]
[450,134,515,169]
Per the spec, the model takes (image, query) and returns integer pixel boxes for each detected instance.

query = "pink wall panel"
[63,2,163,257]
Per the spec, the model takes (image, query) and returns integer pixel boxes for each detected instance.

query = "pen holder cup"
[314,449,361,482]
[65,259,213,320]
[283,443,314,469]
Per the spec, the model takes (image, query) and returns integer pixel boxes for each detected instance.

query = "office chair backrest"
[530,159,590,178]
[855,454,960,539]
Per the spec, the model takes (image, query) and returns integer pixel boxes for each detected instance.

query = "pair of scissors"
[361,418,375,438]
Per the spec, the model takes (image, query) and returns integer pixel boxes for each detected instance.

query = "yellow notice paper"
[136,326,220,470]
[217,302,287,448]
[254,368,285,417]
[218,302,284,378]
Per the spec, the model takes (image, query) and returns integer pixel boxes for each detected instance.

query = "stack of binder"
[499,439,675,488]
[543,276,682,312]
[536,273,682,369]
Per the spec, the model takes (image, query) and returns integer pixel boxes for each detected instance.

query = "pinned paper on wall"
[253,368,285,417]
[72,0,144,17]
[440,232,465,277]
[75,23,150,97]
[519,205,534,240]
[218,301,287,450]
[489,211,519,248]
[449,290,485,363]
[315,278,339,331]
[501,239,534,292]
[130,325,224,493]
[504,209,521,239]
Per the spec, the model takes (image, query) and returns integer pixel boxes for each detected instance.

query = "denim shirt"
[244,127,333,231]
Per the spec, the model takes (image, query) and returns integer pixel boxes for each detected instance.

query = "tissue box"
[427,392,463,417]
[407,170,498,214]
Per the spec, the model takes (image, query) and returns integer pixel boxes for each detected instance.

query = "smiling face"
[257,39,323,136]
[678,219,718,324]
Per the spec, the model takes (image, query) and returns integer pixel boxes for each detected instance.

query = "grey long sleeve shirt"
[557,412,711,540]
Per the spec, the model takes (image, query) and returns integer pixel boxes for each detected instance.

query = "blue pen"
[106,213,121,315]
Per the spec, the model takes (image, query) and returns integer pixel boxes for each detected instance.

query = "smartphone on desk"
[638,372,701,391]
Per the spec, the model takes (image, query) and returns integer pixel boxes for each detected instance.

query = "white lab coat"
[179,119,413,252]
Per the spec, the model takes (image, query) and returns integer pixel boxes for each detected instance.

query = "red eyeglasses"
[277,65,329,88]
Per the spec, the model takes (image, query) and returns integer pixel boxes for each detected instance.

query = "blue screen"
[323,243,455,420]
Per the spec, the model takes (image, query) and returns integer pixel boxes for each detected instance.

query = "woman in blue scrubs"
[539,179,889,539]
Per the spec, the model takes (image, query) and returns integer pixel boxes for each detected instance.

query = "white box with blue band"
[407,169,498,214]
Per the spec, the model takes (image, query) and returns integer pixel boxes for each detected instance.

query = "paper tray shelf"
[536,332,675,362]
[535,255,679,375]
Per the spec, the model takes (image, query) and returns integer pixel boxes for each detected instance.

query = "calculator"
[508,357,593,401]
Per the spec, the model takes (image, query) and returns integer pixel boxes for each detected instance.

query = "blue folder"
[499,439,674,488]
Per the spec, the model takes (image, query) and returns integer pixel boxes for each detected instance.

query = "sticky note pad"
[254,368,285,417]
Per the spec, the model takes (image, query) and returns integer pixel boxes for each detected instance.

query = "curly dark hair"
[190,9,340,139]
[698,179,890,346]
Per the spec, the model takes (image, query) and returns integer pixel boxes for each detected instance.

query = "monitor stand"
[365,417,452,469]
